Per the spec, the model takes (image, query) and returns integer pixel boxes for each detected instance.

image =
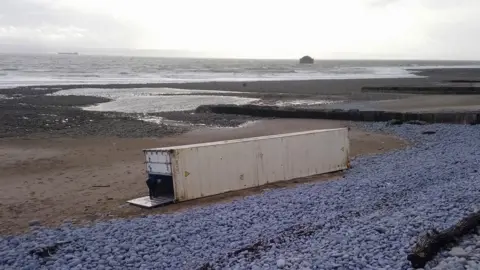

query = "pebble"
[0,88,258,138]
[449,247,469,257]
[276,258,286,268]
[28,220,41,227]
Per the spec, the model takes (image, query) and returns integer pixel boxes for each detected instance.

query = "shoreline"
[2,68,480,139]
[1,67,480,92]
[0,77,420,139]
[0,77,427,95]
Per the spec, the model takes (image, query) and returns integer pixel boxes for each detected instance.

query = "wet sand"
[0,77,416,138]
[315,95,480,112]
[2,70,479,138]
[0,119,408,235]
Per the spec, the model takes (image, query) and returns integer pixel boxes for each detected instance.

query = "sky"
[0,0,479,59]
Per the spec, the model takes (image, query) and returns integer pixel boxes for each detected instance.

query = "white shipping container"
[129,128,349,207]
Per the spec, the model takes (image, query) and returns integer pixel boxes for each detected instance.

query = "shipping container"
[128,128,349,208]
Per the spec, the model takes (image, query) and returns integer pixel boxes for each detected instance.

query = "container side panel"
[172,128,348,201]
[254,139,286,186]
[170,151,183,201]
[174,143,258,201]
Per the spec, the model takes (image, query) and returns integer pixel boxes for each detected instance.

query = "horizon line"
[1,52,480,62]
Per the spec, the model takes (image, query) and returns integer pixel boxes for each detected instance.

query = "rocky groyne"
[197,104,480,125]
[362,86,480,95]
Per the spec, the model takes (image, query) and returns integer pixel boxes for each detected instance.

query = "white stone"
[276,259,286,269]
[467,260,478,268]
[450,247,469,257]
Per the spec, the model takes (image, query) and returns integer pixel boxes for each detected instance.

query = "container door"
[145,151,172,176]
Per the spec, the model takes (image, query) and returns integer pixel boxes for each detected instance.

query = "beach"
[1,69,478,234]
[0,75,425,236]
[1,74,424,232]
[0,119,408,235]
[1,57,480,269]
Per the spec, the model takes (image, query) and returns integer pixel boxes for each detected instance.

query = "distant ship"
[57,52,79,55]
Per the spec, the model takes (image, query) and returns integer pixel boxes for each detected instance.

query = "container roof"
[144,128,347,151]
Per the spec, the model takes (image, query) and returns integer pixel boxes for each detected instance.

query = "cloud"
[367,0,400,7]
[0,0,142,49]
[0,0,479,59]
[368,0,476,9]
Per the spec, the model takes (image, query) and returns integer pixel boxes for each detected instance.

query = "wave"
[407,64,480,70]
[0,73,418,88]
[56,74,102,78]
[82,95,260,113]
[0,94,13,99]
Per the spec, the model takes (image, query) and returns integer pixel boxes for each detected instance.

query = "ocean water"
[2,54,480,88]
[55,88,259,113]
[51,87,246,99]
[50,88,260,113]
[5,54,480,115]
[50,87,343,114]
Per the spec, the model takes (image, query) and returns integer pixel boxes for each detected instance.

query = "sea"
[2,54,480,88]
[2,54,480,115]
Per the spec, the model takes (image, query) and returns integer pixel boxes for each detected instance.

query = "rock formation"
[299,56,314,64]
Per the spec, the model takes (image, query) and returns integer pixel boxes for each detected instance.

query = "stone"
[467,261,478,268]
[299,56,314,64]
[406,120,428,125]
[387,119,404,126]
[449,247,469,257]
[28,220,41,227]
[374,227,387,234]
[276,259,286,268]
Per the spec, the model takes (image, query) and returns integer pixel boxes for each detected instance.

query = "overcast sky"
[0,0,479,59]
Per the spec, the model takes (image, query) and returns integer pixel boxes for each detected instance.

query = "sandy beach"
[0,119,408,235]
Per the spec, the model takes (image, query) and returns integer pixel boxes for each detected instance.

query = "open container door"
[127,150,175,208]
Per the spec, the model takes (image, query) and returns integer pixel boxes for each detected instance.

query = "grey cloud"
[423,18,480,59]
[0,0,140,49]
